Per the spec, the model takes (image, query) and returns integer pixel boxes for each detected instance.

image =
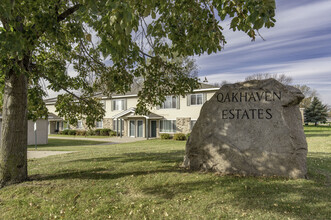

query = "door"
[137,120,143,137]
[151,120,157,138]
[129,120,135,137]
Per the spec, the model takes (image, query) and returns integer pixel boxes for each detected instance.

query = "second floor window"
[190,94,203,105]
[112,99,125,111]
[161,96,177,109]
[76,120,83,129]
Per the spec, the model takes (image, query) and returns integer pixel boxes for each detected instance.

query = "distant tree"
[293,84,318,108]
[245,73,293,85]
[304,97,328,126]
[211,80,230,88]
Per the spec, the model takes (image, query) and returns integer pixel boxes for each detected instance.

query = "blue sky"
[196,0,331,105]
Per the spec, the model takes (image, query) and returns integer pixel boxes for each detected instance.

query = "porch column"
[116,119,119,137]
[146,119,149,139]
[120,119,123,138]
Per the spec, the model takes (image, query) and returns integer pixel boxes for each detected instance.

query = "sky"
[196,0,331,105]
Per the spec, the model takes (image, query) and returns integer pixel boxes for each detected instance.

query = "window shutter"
[124,99,127,110]
[111,100,114,111]
[187,94,191,106]
[176,96,180,109]
[203,93,207,103]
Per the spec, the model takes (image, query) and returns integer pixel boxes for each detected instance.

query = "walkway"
[48,136,147,144]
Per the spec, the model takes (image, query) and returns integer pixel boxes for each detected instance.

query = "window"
[113,119,124,131]
[63,121,69,130]
[161,96,177,109]
[101,100,106,110]
[160,120,176,133]
[112,99,125,111]
[96,120,103,128]
[190,94,203,105]
[76,120,83,129]
[190,120,197,130]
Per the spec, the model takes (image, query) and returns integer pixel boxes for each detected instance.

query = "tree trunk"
[0,70,28,187]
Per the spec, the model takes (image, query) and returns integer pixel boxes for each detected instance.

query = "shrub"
[86,130,96,136]
[161,133,172,140]
[58,131,63,135]
[62,130,69,135]
[76,130,86,136]
[95,129,102,136]
[68,130,77,135]
[100,128,112,136]
[174,133,186,141]
[186,133,191,140]
[110,130,117,136]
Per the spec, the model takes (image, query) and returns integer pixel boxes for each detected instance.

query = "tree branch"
[57,4,81,23]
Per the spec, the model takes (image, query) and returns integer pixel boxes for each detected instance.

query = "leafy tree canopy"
[0,0,276,127]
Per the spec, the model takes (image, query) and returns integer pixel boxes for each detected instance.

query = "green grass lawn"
[1,126,330,219]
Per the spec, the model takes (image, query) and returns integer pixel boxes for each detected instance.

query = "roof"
[44,82,219,103]
[112,107,163,120]
[48,113,63,121]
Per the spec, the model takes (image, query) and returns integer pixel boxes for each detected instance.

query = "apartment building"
[45,83,219,138]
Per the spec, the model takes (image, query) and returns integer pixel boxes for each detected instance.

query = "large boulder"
[184,79,307,179]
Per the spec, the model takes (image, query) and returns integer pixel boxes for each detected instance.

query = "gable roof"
[112,107,163,120]
[44,82,219,104]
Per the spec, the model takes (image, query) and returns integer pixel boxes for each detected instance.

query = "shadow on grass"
[68,150,185,164]
[305,133,331,137]
[141,177,331,218]
[30,166,182,182]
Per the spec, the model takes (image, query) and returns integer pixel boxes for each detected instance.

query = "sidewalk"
[48,136,147,144]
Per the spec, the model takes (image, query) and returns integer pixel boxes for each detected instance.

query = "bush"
[174,133,186,141]
[110,130,117,136]
[100,128,112,136]
[62,130,69,135]
[95,129,102,136]
[86,130,96,136]
[161,133,172,140]
[68,130,77,135]
[76,130,86,136]
[186,133,191,140]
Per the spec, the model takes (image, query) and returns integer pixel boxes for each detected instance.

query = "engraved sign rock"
[183,79,308,179]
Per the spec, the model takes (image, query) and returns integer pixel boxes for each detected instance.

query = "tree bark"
[0,70,28,187]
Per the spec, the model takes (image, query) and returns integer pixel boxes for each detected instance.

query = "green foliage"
[186,133,191,139]
[86,130,96,136]
[109,130,117,137]
[0,0,276,124]
[160,133,172,140]
[61,130,70,135]
[304,97,328,126]
[100,128,112,136]
[67,130,77,136]
[95,129,102,136]
[76,130,87,136]
[173,133,186,141]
